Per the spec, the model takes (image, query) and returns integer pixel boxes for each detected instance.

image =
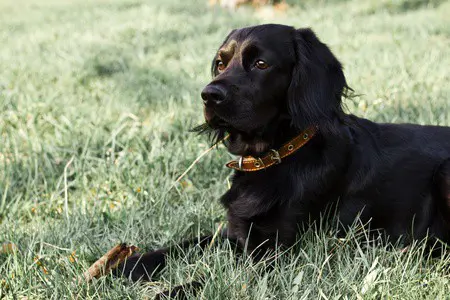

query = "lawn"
[0,0,449,298]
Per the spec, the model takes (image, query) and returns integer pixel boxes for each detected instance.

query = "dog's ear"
[288,28,348,130]
[211,29,236,77]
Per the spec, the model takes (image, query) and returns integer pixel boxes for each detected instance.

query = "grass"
[0,0,449,298]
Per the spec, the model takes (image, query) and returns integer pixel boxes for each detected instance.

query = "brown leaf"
[0,243,18,254]
[83,243,138,282]
[34,256,49,275]
[68,251,77,263]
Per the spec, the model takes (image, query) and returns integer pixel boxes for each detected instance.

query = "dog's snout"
[201,85,226,105]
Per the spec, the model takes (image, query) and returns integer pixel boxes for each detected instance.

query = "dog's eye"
[255,60,269,70]
[216,60,226,72]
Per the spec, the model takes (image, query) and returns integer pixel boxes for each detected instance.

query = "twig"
[41,242,72,252]
[172,135,229,187]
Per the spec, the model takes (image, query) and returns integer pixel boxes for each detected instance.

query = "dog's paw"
[114,250,166,281]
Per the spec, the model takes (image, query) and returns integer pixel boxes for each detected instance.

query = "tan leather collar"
[226,126,317,172]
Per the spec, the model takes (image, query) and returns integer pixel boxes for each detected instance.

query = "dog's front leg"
[116,230,240,298]
[116,235,216,281]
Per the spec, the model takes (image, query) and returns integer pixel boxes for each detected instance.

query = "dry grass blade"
[173,134,230,186]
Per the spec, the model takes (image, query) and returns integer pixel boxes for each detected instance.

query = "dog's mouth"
[204,106,235,131]
[199,107,271,156]
[204,106,224,127]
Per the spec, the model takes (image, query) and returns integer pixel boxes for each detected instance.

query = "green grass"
[1,0,449,298]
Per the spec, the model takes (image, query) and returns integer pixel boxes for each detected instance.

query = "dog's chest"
[221,174,315,251]
[220,159,346,251]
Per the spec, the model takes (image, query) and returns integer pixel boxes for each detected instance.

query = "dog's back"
[339,118,450,244]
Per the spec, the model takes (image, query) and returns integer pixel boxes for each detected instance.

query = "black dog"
[119,24,450,293]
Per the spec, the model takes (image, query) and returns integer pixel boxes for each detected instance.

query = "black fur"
[118,24,450,297]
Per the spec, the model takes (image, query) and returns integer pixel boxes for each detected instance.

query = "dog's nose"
[201,85,226,105]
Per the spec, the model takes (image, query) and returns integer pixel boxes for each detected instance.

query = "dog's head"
[199,24,350,156]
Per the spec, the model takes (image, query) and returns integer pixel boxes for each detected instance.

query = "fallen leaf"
[84,243,138,282]
[0,243,18,254]
[69,251,77,263]
[34,256,49,275]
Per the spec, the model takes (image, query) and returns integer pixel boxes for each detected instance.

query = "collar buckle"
[225,126,317,172]
[269,149,281,164]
